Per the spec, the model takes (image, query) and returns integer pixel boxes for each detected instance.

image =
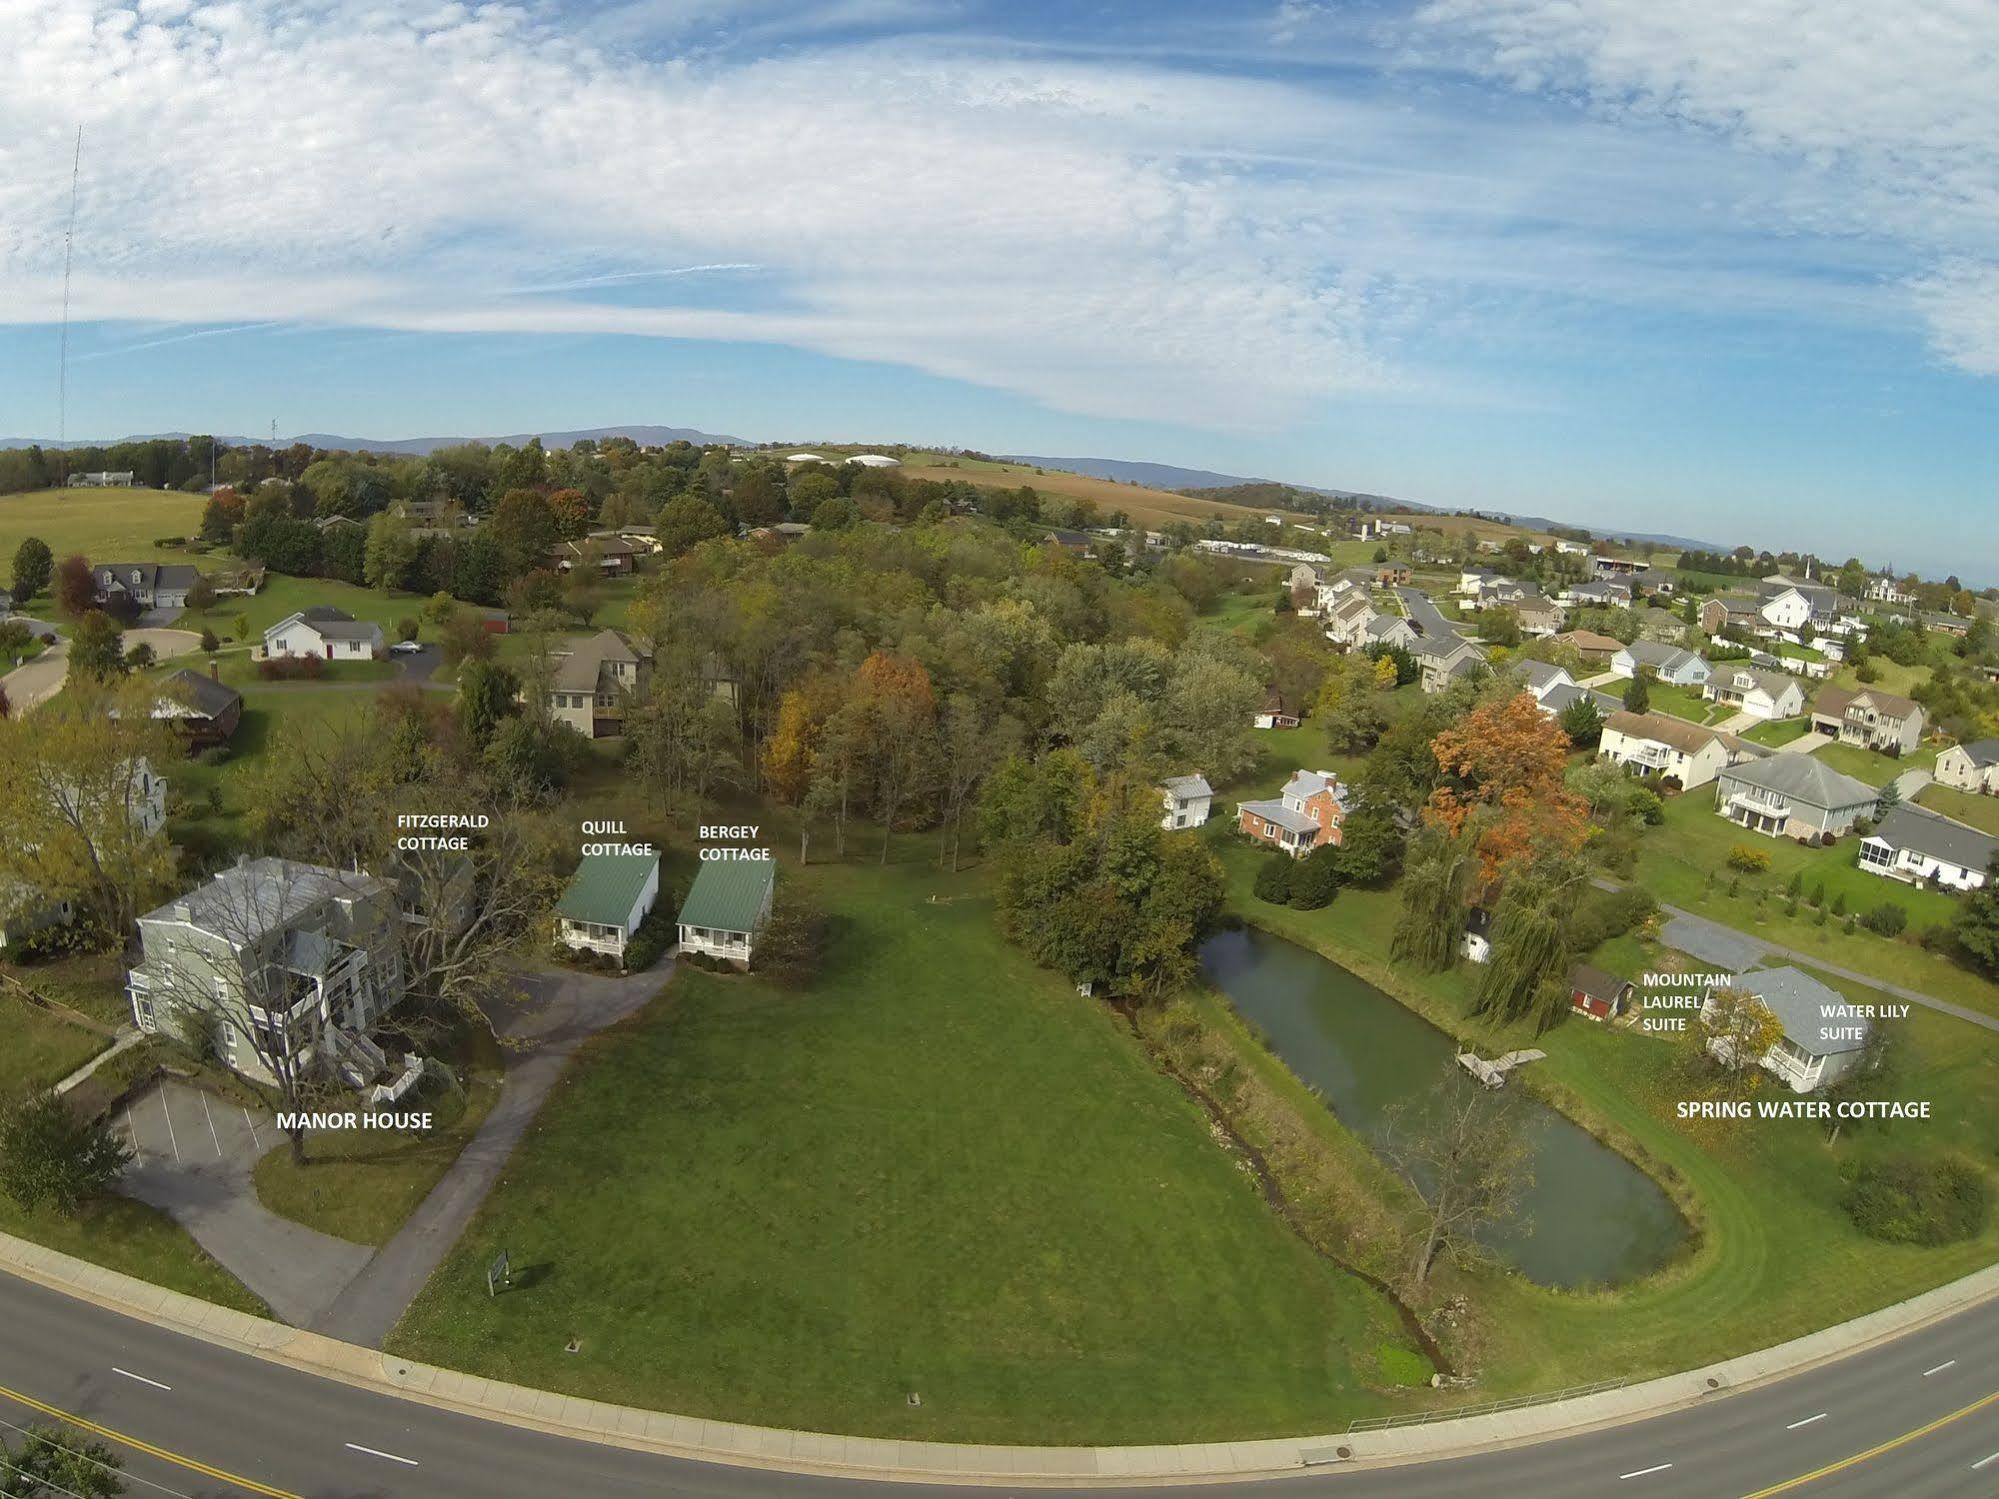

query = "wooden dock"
[1456,1048,1546,1088]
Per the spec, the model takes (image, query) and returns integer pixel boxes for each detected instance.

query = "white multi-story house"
[127,857,408,1090]
[545,629,652,738]
[1935,739,1999,796]
[1598,710,1736,789]
[1610,639,1710,687]
[1866,575,1917,607]
[1159,775,1213,831]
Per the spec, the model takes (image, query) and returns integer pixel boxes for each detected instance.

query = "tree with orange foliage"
[546,487,592,540]
[856,651,936,864]
[1424,691,1589,889]
[762,688,819,805]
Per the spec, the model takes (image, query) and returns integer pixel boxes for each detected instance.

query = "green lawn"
[0,992,113,1096]
[1917,784,1999,836]
[178,570,430,643]
[388,856,1425,1442]
[1810,740,1936,788]
[255,1069,502,1247]
[0,488,208,587]
[1214,836,1999,1405]
[1741,716,1813,748]
[1644,681,1729,725]
[1827,658,1931,698]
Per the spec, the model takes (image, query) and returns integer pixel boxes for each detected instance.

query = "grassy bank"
[389,855,1427,1442]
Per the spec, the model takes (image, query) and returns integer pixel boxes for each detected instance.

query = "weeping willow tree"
[1473,849,1593,1029]
[1391,825,1474,972]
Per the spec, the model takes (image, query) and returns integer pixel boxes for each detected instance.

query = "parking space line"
[199,1091,223,1159]
[125,1107,142,1165]
[157,1089,180,1163]
[242,1107,262,1151]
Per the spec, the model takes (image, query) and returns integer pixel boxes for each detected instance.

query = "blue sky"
[3,0,1995,579]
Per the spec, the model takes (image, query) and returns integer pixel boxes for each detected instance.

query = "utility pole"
[56,124,82,489]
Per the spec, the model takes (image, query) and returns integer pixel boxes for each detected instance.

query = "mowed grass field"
[0,488,207,582]
[388,856,1425,1442]
[1918,783,1999,836]
[897,454,1322,531]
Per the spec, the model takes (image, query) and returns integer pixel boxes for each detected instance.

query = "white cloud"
[0,0,1401,428]
[1419,0,1999,372]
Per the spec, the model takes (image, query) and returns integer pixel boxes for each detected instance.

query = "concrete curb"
[3,1229,1996,1485]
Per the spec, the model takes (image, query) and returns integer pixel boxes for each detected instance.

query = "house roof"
[1540,682,1623,718]
[95,561,199,591]
[1866,805,1999,873]
[1714,663,1802,700]
[139,857,388,943]
[552,630,644,693]
[1363,614,1411,640]
[557,851,659,927]
[1161,774,1212,798]
[1720,753,1876,809]
[1951,738,1999,768]
[156,669,241,720]
[1605,709,1722,757]
[1554,629,1623,653]
[1514,659,1572,695]
[301,605,355,623]
[1622,639,1703,673]
[1812,685,1921,722]
[676,858,774,933]
[1258,687,1295,716]
[1737,966,1869,1055]
[1281,769,1342,802]
[1568,963,1631,1001]
[1237,797,1319,835]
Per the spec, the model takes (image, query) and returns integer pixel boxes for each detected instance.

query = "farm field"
[0,487,208,589]
[896,453,1320,531]
[389,855,1425,1443]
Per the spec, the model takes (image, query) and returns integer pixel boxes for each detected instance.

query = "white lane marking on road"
[1923,1360,1957,1377]
[1973,1450,1999,1471]
[125,1108,141,1165]
[199,1090,222,1158]
[1785,1413,1827,1430]
[112,1367,172,1391]
[242,1107,261,1150]
[1619,1464,1672,1480]
[345,1442,419,1467]
[157,1089,180,1163]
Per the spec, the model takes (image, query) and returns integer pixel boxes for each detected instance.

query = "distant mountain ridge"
[0,423,752,455]
[1000,453,1725,554]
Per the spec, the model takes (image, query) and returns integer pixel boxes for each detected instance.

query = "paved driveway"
[0,637,67,711]
[117,1079,373,1327]
[1779,729,1833,754]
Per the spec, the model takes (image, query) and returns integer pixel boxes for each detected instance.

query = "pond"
[1199,926,1687,1289]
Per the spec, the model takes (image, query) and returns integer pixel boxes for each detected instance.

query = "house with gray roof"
[1537,680,1623,723]
[264,606,385,661]
[1859,805,1998,892]
[1159,774,1213,831]
[1702,966,1871,1093]
[1713,754,1877,840]
[1362,612,1417,650]
[1935,739,1999,796]
[1610,638,1710,687]
[93,560,202,611]
[147,667,243,748]
[545,629,651,738]
[1703,662,1806,721]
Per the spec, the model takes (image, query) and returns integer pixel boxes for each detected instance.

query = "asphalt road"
[2,1271,1996,1497]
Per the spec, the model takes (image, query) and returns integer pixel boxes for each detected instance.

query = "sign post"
[486,1249,511,1298]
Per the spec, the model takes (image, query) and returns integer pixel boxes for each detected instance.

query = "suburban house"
[1610,639,1710,687]
[1562,579,1631,609]
[1412,634,1484,693]
[390,497,466,528]
[1552,628,1623,663]
[126,857,412,1092]
[1456,567,1496,594]
[1568,964,1633,1022]
[1361,614,1417,652]
[546,629,652,737]
[1699,597,1763,636]
[1512,658,1575,702]
[69,470,135,487]
[263,606,385,661]
[1238,769,1346,858]
[1373,562,1412,586]
[1809,686,1926,755]
[554,850,661,965]
[147,668,243,749]
[1288,563,1321,600]
[1322,591,1377,648]
[547,536,638,576]
[1,758,169,953]
[1539,680,1623,722]
[1867,575,1917,607]
[1598,710,1738,789]
[1703,663,1806,721]
[1712,755,1877,840]
[92,561,202,611]
[676,858,776,967]
[1756,577,1841,634]
[1925,612,1973,639]
[1858,805,1998,892]
[1702,967,1871,1094]
[1159,774,1213,831]
[1935,739,1999,796]
[1252,688,1300,729]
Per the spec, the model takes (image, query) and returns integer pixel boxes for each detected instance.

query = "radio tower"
[56,125,82,488]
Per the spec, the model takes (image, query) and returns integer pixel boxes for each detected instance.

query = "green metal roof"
[556,852,658,927]
[676,859,774,932]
